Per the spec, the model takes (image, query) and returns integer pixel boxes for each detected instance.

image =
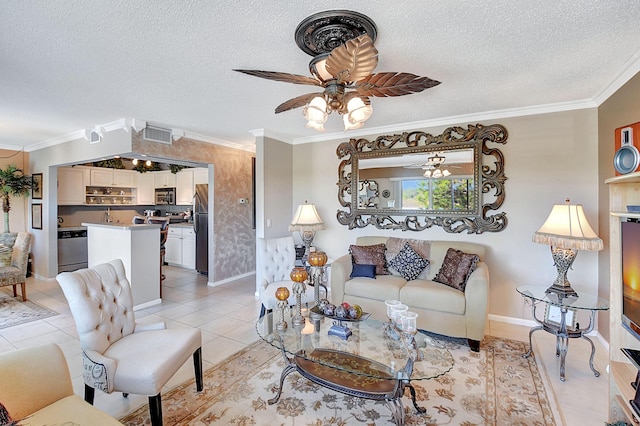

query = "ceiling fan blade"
[325,35,378,84]
[354,72,441,97]
[275,93,320,114]
[234,69,322,87]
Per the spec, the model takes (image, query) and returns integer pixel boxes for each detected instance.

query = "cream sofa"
[0,343,122,425]
[331,236,489,351]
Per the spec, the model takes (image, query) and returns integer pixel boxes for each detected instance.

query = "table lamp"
[532,199,603,297]
[289,201,325,262]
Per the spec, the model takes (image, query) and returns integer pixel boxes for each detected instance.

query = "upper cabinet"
[58,167,89,205]
[90,169,137,188]
[176,169,194,205]
[154,171,176,188]
[193,167,208,185]
[137,172,155,205]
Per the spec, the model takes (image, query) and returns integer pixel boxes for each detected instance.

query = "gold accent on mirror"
[336,123,508,233]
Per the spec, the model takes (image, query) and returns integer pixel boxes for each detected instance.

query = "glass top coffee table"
[256,311,454,425]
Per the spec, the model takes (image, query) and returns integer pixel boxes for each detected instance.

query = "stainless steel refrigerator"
[194,184,208,274]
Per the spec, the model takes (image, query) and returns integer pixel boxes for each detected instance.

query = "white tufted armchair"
[57,259,202,426]
[257,236,316,316]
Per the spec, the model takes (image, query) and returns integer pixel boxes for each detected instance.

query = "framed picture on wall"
[31,203,42,229]
[32,173,43,200]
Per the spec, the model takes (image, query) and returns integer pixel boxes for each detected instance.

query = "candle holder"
[290,267,308,327]
[384,302,407,341]
[275,287,290,331]
[398,311,423,361]
[308,251,328,306]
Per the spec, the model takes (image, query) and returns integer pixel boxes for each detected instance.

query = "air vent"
[143,125,172,144]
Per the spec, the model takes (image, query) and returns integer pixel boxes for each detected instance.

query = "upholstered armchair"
[57,259,203,426]
[0,343,121,425]
[0,232,32,301]
[257,236,316,316]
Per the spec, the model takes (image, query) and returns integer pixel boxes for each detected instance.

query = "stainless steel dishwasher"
[57,228,88,273]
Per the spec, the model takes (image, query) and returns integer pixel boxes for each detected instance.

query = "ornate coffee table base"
[268,346,425,426]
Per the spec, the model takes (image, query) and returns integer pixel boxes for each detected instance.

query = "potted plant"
[0,164,33,233]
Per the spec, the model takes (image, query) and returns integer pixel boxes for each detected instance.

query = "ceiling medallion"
[294,10,377,56]
[234,10,440,132]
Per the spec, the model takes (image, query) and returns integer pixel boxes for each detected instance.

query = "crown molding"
[291,99,599,145]
[250,128,293,144]
[25,117,255,153]
[182,130,255,152]
[593,47,640,106]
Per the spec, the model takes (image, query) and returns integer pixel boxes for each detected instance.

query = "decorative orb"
[290,267,308,283]
[308,251,328,267]
[323,303,336,316]
[335,305,348,319]
[275,287,290,301]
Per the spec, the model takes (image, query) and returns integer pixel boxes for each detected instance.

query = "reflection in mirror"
[337,123,508,233]
[358,148,476,214]
[358,180,379,208]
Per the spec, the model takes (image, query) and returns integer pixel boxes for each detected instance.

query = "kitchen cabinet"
[90,169,137,187]
[154,171,176,188]
[176,169,194,205]
[193,167,208,185]
[137,173,155,205]
[165,226,195,269]
[86,186,135,206]
[58,167,88,205]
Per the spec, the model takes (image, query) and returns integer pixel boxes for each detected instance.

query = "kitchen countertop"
[82,222,161,230]
[58,226,87,232]
[169,222,194,228]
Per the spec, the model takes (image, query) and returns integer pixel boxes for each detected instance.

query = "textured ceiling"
[2,1,640,151]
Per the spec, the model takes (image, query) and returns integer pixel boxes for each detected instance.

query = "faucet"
[105,208,113,223]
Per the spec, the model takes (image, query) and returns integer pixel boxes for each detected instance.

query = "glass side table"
[516,285,609,382]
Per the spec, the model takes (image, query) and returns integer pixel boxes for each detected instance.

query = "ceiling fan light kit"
[235,10,440,132]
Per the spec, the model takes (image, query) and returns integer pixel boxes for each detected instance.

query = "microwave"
[155,188,176,205]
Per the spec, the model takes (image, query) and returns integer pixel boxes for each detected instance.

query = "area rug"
[120,333,558,425]
[0,290,57,329]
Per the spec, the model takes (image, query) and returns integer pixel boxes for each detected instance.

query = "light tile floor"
[0,267,609,424]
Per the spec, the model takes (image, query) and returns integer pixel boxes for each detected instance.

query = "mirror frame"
[336,123,508,233]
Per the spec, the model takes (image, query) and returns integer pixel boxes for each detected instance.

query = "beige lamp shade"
[289,203,325,231]
[532,201,603,251]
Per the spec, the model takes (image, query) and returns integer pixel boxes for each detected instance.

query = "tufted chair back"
[58,259,135,354]
[257,236,296,287]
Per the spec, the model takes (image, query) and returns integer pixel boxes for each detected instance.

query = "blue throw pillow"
[388,242,430,281]
[350,263,377,279]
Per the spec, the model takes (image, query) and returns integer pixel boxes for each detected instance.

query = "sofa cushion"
[388,242,430,281]
[385,237,431,279]
[344,274,406,302]
[349,243,388,275]
[400,280,466,315]
[434,248,480,292]
[350,264,376,279]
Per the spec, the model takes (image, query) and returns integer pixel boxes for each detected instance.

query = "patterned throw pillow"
[388,242,430,281]
[349,243,388,275]
[385,237,431,279]
[434,248,480,292]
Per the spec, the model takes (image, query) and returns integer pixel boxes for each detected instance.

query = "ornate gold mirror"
[337,123,508,233]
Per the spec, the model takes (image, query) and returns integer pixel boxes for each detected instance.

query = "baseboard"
[133,298,161,311]
[208,271,255,287]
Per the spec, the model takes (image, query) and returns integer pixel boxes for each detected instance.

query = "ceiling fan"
[234,10,441,131]
[405,153,459,178]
